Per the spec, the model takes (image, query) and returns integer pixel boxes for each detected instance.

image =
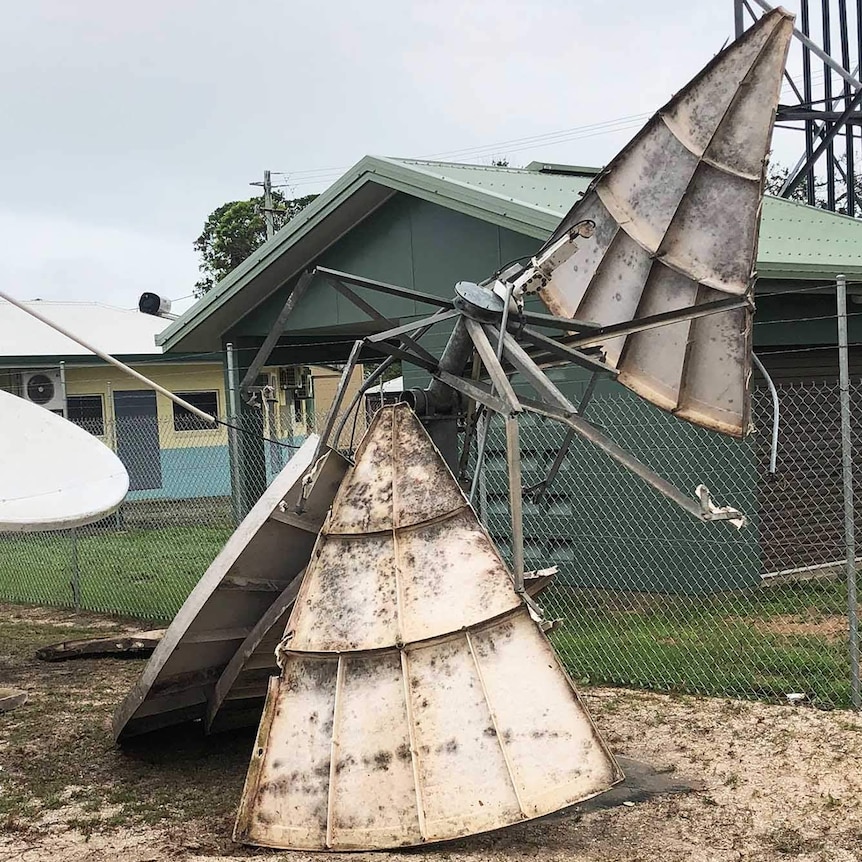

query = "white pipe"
[752,353,779,474]
[0,289,216,425]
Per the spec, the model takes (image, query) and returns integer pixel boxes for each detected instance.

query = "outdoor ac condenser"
[22,369,65,414]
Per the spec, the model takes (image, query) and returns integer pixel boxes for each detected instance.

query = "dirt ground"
[1,603,861,862]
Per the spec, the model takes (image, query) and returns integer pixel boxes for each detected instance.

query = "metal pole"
[837,273,861,709]
[469,285,516,503]
[226,342,242,525]
[505,415,525,594]
[752,353,780,474]
[734,0,745,37]
[749,0,862,91]
[823,0,837,211]
[58,360,68,418]
[0,288,217,425]
[469,410,491,503]
[263,169,275,241]
[70,527,81,611]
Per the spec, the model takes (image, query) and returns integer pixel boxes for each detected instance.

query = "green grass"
[549,580,854,708]
[0,527,855,707]
[0,526,231,621]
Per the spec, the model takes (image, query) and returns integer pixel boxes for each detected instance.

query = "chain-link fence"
[476,382,859,708]
[1,382,858,708]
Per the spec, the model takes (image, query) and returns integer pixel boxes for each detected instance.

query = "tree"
[764,162,829,207]
[193,191,317,296]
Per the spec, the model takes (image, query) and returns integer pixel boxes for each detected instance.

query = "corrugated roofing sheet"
[393,159,593,215]
[390,158,862,280]
[756,195,862,279]
[0,300,166,358]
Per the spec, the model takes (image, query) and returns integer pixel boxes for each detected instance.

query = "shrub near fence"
[1,383,859,707]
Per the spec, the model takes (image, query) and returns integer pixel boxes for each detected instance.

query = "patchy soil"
[749,610,852,641]
[2,602,862,862]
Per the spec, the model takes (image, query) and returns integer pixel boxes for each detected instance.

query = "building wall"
[1,359,360,504]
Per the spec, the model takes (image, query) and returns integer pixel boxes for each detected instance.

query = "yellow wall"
[66,362,228,448]
[63,361,366,449]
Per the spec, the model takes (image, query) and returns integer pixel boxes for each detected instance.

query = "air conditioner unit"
[22,369,65,413]
[279,366,313,399]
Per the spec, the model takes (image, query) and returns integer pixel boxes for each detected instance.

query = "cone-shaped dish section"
[235,405,622,851]
[525,8,794,437]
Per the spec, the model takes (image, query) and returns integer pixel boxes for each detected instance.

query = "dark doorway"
[113,390,162,491]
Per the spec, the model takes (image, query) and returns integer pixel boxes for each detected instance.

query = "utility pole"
[262,169,274,241]
[251,170,276,241]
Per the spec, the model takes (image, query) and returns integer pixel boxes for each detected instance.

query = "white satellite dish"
[0,389,129,532]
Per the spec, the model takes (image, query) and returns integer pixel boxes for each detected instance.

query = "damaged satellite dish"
[112,435,347,740]
[0,389,129,532]
[515,8,794,437]
[234,405,622,851]
[112,8,794,856]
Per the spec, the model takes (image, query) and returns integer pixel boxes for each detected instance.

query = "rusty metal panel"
[235,658,337,849]
[236,406,622,851]
[468,612,621,817]
[405,632,523,840]
[238,610,622,850]
[531,8,794,437]
[287,407,520,653]
[397,510,521,642]
[327,407,395,534]
[291,533,399,651]
[328,653,422,848]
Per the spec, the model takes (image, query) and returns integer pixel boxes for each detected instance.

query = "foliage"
[363,360,402,384]
[765,157,862,215]
[194,191,317,296]
[765,162,829,207]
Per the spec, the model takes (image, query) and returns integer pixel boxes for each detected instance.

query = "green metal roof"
[756,195,862,281]
[159,156,862,353]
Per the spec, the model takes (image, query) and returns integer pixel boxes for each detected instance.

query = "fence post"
[70,527,81,611]
[837,273,861,709]
[226,342,242,526]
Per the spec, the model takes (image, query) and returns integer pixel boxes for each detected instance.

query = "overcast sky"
[1,1,810,313]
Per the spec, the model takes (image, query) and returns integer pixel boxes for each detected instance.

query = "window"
[67,395,105,436]
[173,391,218,431]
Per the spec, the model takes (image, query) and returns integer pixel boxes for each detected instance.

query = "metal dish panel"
[405,634,523,839]
[675,302,751,437]
[525,9,792,438]
[575,231,653,367]
[536,193,620,320]
[328,407,395,534]
[235,657,337,850]
[597,117,699,254]
[289,533,398,651]
[658,163,760,296]
[661,14,778,155]
[398,509,521,643]
[616,264,700,412]
[469,611,623,817]
[328,653,422,849]
[393,404,468,528]
[113,439,348,740]
[704,15,793,179]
